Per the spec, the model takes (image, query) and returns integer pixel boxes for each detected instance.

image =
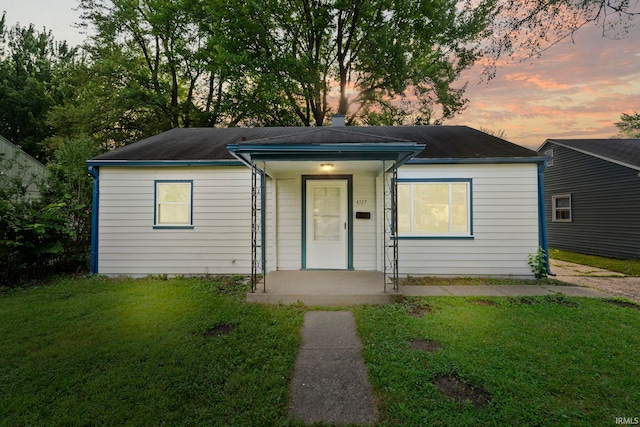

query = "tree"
[64,0,639,148]
[488,0,639,64]
[615,112,640,138]
[58,0,242,149]
[0,13,80,161]
[219,0,497,126]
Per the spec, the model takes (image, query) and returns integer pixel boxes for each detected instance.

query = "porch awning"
[226,130,424,171]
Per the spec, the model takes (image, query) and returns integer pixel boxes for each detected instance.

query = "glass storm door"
[305,180,348,269]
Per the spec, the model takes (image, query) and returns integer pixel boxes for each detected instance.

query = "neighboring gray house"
[87,123,549,284]
[0,135,47,198]
[538,138,640,259]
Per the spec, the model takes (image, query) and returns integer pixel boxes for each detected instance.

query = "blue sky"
[3,0,639,149]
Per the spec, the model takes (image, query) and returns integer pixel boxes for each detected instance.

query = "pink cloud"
[450,21,640,148]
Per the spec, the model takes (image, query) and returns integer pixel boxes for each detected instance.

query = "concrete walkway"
[550,259,640,303]
[288,311,376,426]
[400,283,612,298]
[550,258,626,278]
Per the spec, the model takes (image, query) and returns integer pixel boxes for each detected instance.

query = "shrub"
[0,137,98,285]
[528,247,548,279]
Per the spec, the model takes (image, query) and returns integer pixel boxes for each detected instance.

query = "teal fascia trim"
[154,180,194,227]
[227,143,425,163]
[537,161,553,275]
[407,156,549,165]
[86,160,244,167]
[301,175,354,270]
[88,166,99,275]
[397,236,475,240]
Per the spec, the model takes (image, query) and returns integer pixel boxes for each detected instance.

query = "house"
[0,135,47,199]
[87,121,549,288]
[538,138,640,259]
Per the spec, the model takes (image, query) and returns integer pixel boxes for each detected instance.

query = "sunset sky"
[3,1,639,149]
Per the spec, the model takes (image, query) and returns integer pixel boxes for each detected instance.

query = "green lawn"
[354,296,640,426]
[0,276,305,426]
[550,248,640,276]
[2,277,640,426]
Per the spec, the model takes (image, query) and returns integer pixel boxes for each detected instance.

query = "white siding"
[352,172,377,270]
[274,176,301,270]
[98,167,252,276]
[394,163,539,277]
[97,162,540,278]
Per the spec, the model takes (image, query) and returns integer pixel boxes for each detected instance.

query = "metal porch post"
[383,163,399,291]
[250,165,265,292]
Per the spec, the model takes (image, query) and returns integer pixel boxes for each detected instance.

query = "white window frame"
[154,180,193,228]
[552,194,572,222]
[396,179,473,239]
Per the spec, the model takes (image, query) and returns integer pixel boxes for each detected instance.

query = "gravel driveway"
[550,259,640,303]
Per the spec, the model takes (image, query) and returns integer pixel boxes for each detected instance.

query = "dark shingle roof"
[91,126,541,162]
[544,139,640,170]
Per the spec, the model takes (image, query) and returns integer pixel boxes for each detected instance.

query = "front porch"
[246,271,404,306]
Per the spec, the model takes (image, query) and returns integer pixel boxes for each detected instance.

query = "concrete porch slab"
[246,270,402,306]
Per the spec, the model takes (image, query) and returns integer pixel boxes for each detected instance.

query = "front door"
[305,179,348,269]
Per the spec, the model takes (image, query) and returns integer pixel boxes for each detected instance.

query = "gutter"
[537,161,554,276]
[88,166,99,275]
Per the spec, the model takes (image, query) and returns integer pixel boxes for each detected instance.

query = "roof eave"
[407,156,549,165]
[226,142,426,163]
[85,159,244,167]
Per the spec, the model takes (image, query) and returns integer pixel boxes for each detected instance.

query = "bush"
[0,137,98,285]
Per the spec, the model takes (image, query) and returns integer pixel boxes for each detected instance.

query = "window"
[544,149,554,167]
[154,181,193,227]
[552,194,571,222]
[397,179,472,238]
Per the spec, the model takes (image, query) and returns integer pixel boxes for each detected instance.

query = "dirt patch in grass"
[604,300,640,311]
[473,299,497,306]
[508,295,579,307]
[433,374,491,410]
[508,296,535,305]
[410,304,432,317]
[204,323,237,337]
[408,339,442,353]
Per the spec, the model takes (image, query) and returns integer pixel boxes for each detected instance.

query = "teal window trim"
[301,175,353,270]
[154,180,194,228]
[396,178,473,239]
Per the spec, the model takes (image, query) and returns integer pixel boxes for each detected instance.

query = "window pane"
[555,197,570,208]
[158,204,190,224]
[158,183,190,203]
[451,183,468,233]
[313,186,341,241]
[397,184,411,233]
[156,182,192,225]
[414,184,449,233]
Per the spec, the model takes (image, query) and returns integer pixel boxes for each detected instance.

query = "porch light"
[320,163,334,171]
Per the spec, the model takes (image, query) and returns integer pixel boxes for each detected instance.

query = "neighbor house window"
[397,179,472,238]
[154,181,193,227]
[552,194,571,222]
